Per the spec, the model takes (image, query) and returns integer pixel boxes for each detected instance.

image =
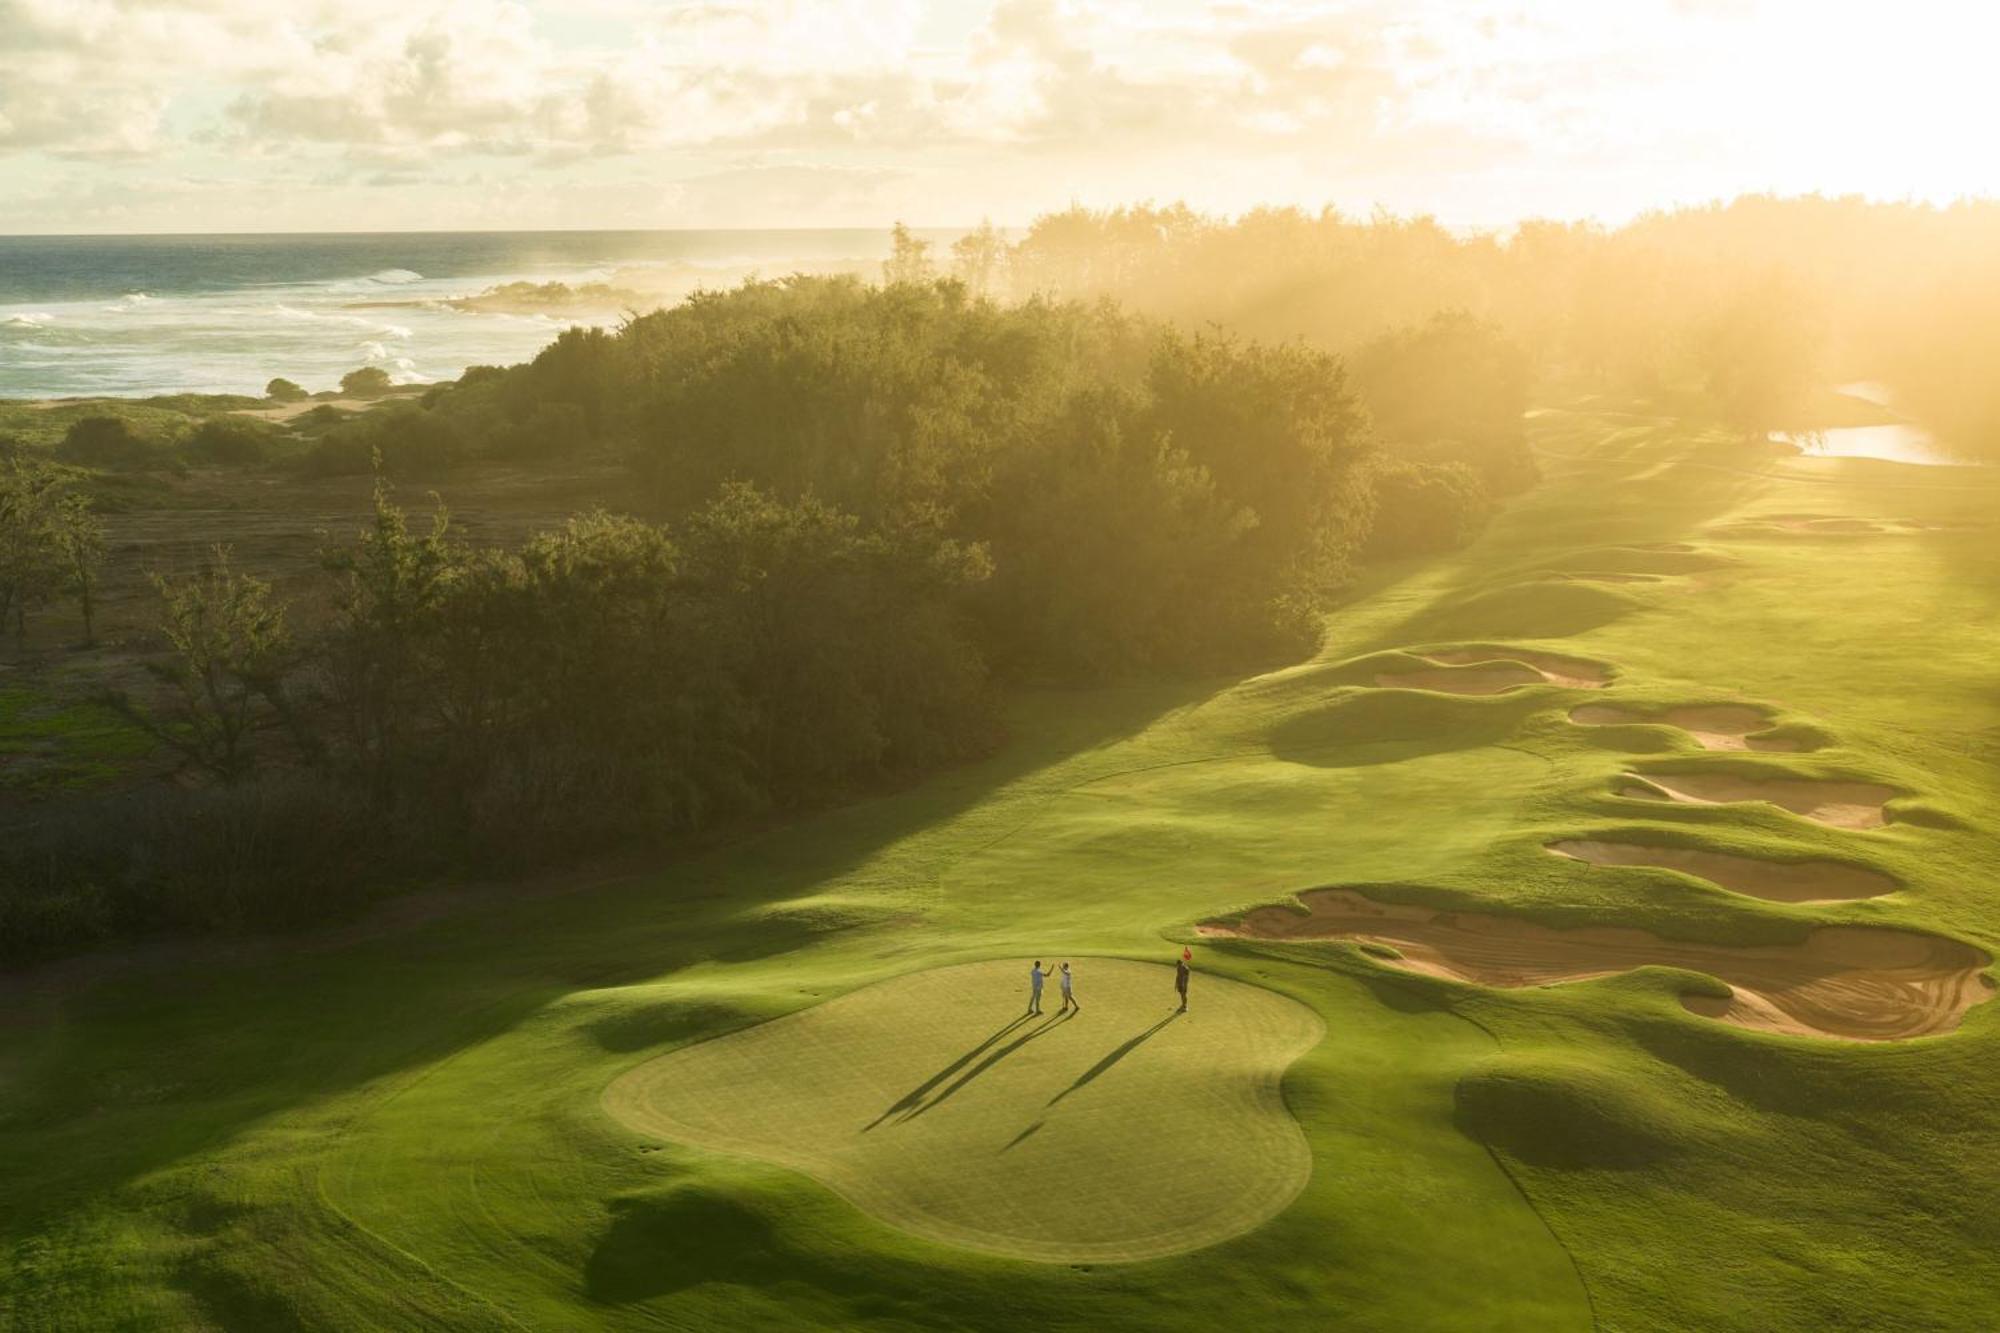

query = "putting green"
[602,958,1324,1263]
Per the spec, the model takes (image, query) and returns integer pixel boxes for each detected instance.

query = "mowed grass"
[4,405,2000,1329]
[604,959,1323,1263]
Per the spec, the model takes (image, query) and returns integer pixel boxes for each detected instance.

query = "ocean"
[0,230,919,400]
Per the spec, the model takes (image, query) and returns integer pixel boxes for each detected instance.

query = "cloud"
[6,0,2000,230]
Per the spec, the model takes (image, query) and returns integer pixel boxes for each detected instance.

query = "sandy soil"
[1205,887,1992,1041]
[1618,772,1895,828]
[230,396,389,422]
[1570,703,1803,752]
[1546,840,1895,902]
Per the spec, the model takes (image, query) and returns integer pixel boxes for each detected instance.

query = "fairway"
[604,959,1325,1262]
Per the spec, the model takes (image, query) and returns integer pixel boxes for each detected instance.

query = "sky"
[2,0,1998,234]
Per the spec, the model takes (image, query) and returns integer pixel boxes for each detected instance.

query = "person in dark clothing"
[1174,952,1190,1012]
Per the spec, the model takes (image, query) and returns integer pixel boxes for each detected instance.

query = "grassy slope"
[4,407,1999,1329]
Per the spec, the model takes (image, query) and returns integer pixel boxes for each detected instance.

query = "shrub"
[56,415,171,470]
[182,416,280,465]
[265,377,308,402]
[341,366,396,398]
[1362,457,1492,558]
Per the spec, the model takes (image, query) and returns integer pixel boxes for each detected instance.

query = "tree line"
[3,277,1530,963]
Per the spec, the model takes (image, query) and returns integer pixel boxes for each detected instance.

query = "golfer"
[1029,960,1051,1015]
[1057,962,1078,1013]
[1174,950,1191,1012]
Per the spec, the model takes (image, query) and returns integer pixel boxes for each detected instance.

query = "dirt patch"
[1204,888,1992,1041]
[1376,649,1611,695]
[1570,704,1803,752]
[1618,771,1895,828]
[1546,840,1895,902]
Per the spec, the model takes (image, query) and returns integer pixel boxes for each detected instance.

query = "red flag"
[1182,947,1192,961]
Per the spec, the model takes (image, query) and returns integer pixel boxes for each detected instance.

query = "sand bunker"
[1771,515,1880,534]
[1206,888,1991,1041]
[1549,572,1666,585]
[1719,514,1967,538]
[1570,704,1803,752]
[1547,840,1895,903]
[1377,649,1611,695]
[1618,771,1894,828]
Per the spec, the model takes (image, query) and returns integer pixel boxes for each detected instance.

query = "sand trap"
[1772,516,1880,534]
[1618,771,1894,828]
[1205,888,1991,1041]
[1549,572,1666,585]
[1377,649,1611,695]
[1721,514,1970,538]
[1570,704,1803,752]
[1546,840,1895,902]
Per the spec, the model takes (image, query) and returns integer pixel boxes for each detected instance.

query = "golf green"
[603,959,1324,1262]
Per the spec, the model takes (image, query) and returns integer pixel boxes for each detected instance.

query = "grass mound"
[1547,839,1894,903]
[602,958,1324,1263]
[1409,580,1636,640]
[1266,686,1544,762]
[1454,1057,1690,1169]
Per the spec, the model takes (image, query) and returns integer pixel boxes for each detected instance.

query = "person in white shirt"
[1057,961,1078,1013]
[1028,960,1050,1014]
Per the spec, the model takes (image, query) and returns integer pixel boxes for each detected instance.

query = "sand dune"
[1205,888,1992,1041]
[1547,840,1894,902]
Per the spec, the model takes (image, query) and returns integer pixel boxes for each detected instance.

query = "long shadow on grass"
[863,1013,1035,1131]
[0,678,1222,1300]
[899,1011,1073,1123]
[1044,1011,1180,1107]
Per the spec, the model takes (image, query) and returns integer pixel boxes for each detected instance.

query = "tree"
[1688,276,1826,438]
[321,477,463,804]
[950,221,1007,297]
[265,377,308,402]
[341,366,396,398]
[0,461,69,640]
[1360,457,1491,557]
[54,493,105,644]
[109,545,297,781]
[883,222,934,286]
[1350,311,1536,495]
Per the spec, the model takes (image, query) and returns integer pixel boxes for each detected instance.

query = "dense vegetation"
[998,195,2000,450]
[1,275,1535,963]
